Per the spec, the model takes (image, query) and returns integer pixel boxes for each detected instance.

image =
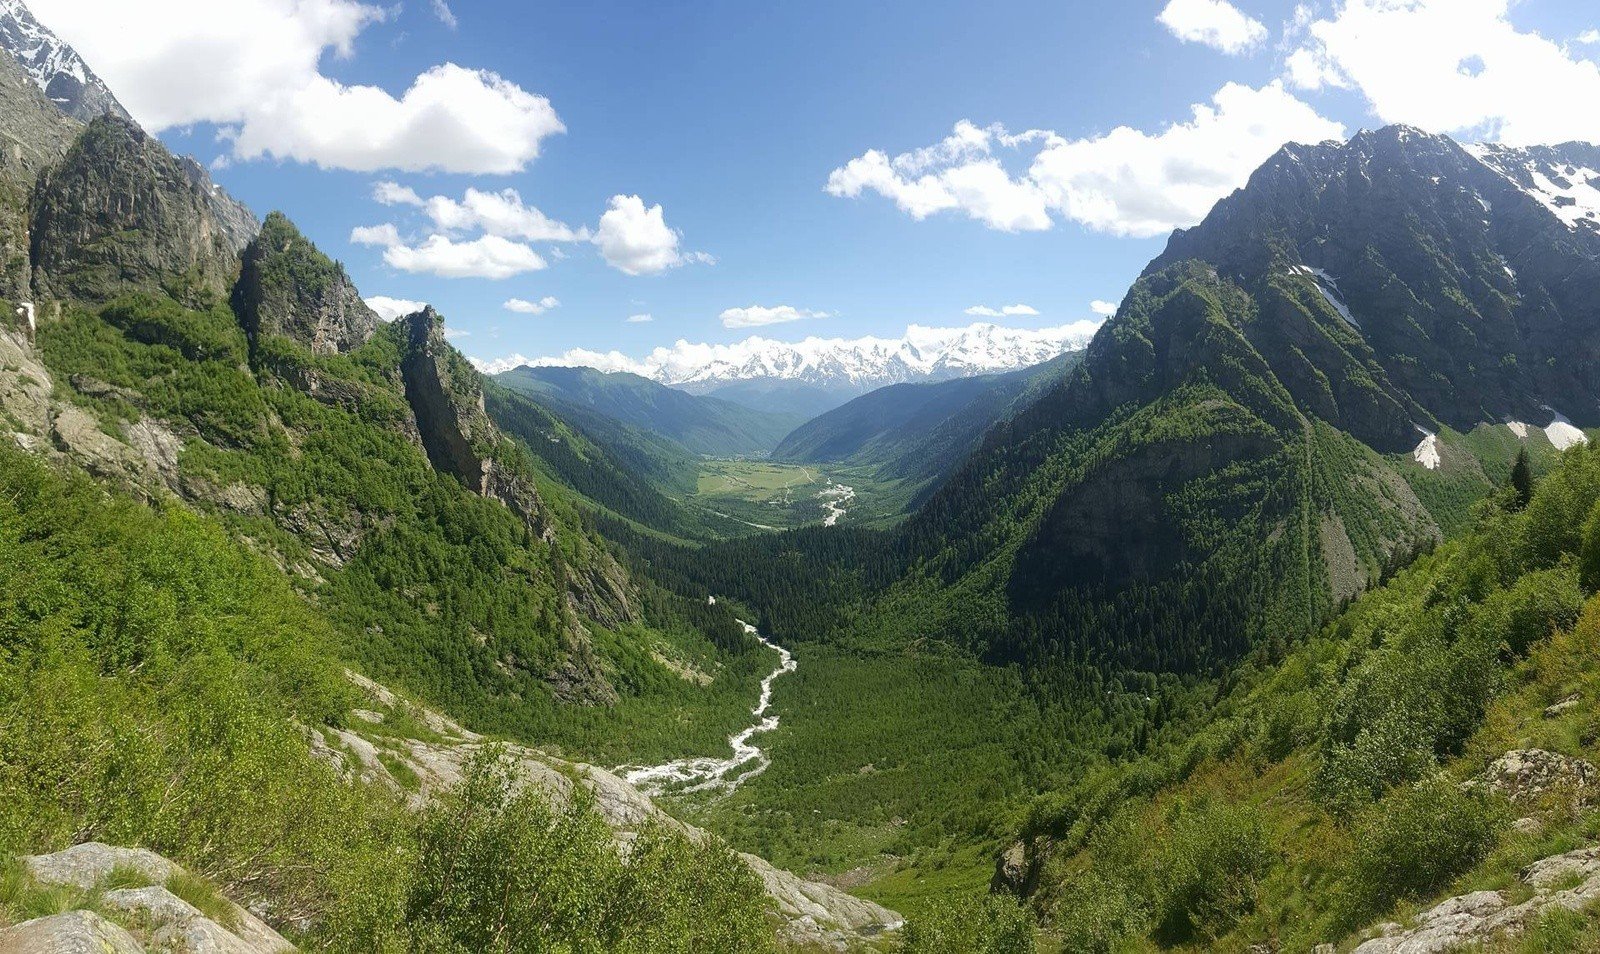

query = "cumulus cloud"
[504,296,560,315]
[365,296,426,321]
[29,0,564,173]
[719,305,832,329]
[1286,0,1600,145]
[350,223,403,247]
[592,195,707,276]
[1157,0,1269,55]
[626,314,654,323]
[1090,300,1119,317]
[827,83,1344,238]
[1580,30,1600,45]
[381,234,547,279]
[965,304,1039,318]
[373,182,587,242]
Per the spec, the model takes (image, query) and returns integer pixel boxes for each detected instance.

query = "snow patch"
[1412,426,1441,470]
[1506,421,1529,439]
[1542,407,1589,450]
[1291,265,1359,329]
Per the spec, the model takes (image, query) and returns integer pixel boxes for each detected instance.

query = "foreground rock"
[1351,846,1600,952]
[0,911,143,954]
[316,672,902,950]
[18,843,292,954]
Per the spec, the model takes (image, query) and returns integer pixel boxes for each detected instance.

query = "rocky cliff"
[29,115,246,305]
[234,212,378,356]
[0,47,75,299]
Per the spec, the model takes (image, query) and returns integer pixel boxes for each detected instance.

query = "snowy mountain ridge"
[474,320,1102,392]
[0,0,128,122]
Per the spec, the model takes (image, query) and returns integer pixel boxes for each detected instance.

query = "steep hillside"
[1002,440,1600,953]
[497,364,803,458]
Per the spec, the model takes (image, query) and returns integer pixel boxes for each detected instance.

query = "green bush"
[900,894,1036,954]
[1148,798,1273,944]
[1342,775,1504,923]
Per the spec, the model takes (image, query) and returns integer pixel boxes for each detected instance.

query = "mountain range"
[488,320,1101,416]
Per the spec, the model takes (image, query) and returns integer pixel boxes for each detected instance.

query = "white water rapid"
[622,619,796,796]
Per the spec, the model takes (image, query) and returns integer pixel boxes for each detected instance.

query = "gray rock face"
[0,48,76,299]
[0,910,143,954]
[30,115,243,304]
[233,212,376,356]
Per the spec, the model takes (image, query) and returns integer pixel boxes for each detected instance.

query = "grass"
[685,460,905,531]
[164,870,242,933]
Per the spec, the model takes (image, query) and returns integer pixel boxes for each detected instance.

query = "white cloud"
[1287,0,1600,146]
[28,0,563,173]
[365,296,426,321]
[719,305,832,329]
[423,188,586,242]
[381,234,547,279]
[626,314,654,323]
[1090,300,1119,317]
[504,296,560,315]
[350,223,402,246]
[443,328,470,339]
[592,195,705,276]
[826,121,1052,232]
[1579,30,1600,45]
[827,84,1343,238]
[965,304,1039,318]
[430,0,458,29]
[1157,0,1269,55]
[373,181,424,206]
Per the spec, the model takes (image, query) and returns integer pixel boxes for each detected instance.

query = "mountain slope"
[865,125,1600,673]
[496,364,803,457]
[772,353,1079,497]
[1007,441,1600,952]
[0,0,128,122]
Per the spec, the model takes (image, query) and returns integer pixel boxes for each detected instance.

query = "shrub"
[1342,775,1504,923]
[900,895,1036,954]
[1148,798,1273,944]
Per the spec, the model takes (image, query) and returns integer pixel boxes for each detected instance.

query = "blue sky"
[27,0,1600,369]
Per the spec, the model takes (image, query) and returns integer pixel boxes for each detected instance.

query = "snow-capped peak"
[473,320,1102,388]
[1467,142,1600,236]
[0,0,129,123]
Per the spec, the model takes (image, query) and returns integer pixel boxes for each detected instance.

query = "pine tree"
[1511,448,1533,510]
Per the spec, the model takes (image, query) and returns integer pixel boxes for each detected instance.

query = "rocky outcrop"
[30,115,246,305]
[1474,749,1598,806]
[0,48,76,299]
[18,843,292,954]
[233,212,377,356]
[318,672,902,951]
[398,308,511,496]
[1351,846,1600,953]
[0,910,143,953]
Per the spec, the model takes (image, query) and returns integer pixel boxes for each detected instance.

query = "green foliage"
[1512,448,1534,510]
[1341,775,1505,924]
[0,445,780,949]
[899,895,1035,954]
[1147,798,1274,944]
[407,750,771,954]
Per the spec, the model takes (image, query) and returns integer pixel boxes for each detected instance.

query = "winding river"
[622,619,796,796]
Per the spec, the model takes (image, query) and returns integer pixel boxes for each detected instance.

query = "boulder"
[0,911,142,954]
[22,842,178,890]
[1477,749,1598,805]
